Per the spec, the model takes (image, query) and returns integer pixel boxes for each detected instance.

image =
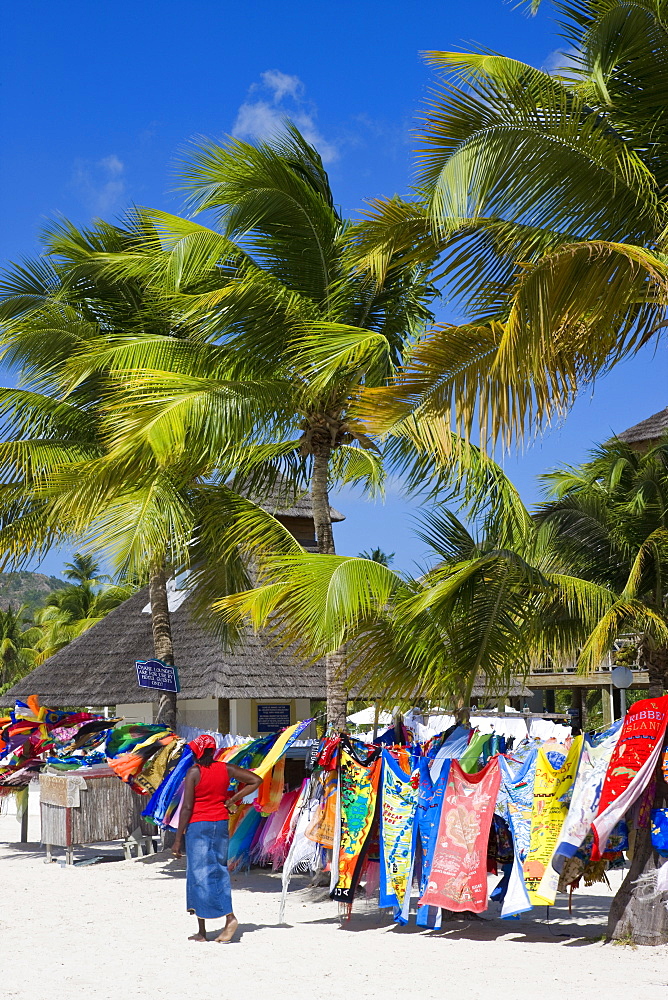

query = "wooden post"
[372,701,380,743]
[217,698,230,736]
[601,686,613,727]
[18,786,29,843]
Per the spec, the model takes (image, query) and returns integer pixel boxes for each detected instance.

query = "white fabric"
[529,719,572,741]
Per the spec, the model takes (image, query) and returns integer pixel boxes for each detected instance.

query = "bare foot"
[216,916,239,943]
[188,932,208,942]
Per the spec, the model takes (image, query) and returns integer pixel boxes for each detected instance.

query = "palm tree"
[62,552,108,587]
[35,580,135,663]
[537,435,668,695]
[348,0,668,448]
[77,126,437,727]
[0,604,41,693]
[0,218,304,725]
[358,547,395,566]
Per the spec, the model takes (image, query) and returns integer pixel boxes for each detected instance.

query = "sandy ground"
[2,784,667,1000]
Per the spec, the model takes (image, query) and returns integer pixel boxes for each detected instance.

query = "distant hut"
[616,407,668,452]
[0,488,344,737]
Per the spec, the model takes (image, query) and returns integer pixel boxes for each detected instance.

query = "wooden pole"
[372,701,380,743]
[18,786,29,843]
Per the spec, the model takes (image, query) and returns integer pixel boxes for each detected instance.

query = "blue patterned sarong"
[185,820,233,919]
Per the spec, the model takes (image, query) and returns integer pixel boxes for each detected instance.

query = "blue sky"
[2,0,666,577]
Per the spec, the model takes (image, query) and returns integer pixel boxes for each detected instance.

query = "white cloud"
[260,69,303,103]
[72,154,127,216]
[233,70,338,163]
[542,46,581,79]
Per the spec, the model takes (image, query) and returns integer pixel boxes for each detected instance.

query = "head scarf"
[187,734,217,759]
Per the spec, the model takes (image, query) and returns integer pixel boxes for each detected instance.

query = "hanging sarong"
[415,756,451,928]
[378,749,418,921]
[495,744,538,915]
[330,748,381,905]
[305,765,338,848]
[536,721,622,904]
[523,736,582,904]
[459,733,492,774]
[591,696,668,860]
[256,757,286,816]
[419,757,501,913]
[428,726,472,781]
[279,776,324,923]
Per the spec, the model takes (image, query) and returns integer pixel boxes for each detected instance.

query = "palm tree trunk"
[311,433,347,730]
[149,562,177,727]
[608,756,668,944]
[644,644,668,698]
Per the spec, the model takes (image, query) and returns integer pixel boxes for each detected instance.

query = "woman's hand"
[172,838,184,859]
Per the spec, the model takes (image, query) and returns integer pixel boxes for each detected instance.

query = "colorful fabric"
[415,755,451,928]
[495,745,538,918]
[378,750,418,920]
[651,809,668,856]
[330,748,381,905]
[592,696,668,860]
[279,777,325,923]
[305,766,338,848]
[252,719,314,780]
[536,721,622,905]
[458,732,491,774]
[523,736,582,905]
[419,757,501,914]
[256,757,286,816]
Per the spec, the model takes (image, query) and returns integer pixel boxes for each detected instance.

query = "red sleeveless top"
[189,760,230,823]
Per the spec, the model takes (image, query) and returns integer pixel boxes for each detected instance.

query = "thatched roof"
[254,483,345,522]
[617,407,668,445]
[0,587,326,707]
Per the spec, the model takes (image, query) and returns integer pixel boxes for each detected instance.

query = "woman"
[172,734,261,942]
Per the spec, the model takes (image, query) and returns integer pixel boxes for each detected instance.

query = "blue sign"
[135,659,180,693]
[257,703,291,732]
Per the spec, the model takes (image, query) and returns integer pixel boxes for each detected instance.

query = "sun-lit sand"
[2,785,667,1000]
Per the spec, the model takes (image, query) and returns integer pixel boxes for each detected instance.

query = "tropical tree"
[74,126,437,727]
[348,0,668,449]
[0,216,308,724]
[0,604,41,693]
[538,435,668,696]
[358,547,395,566]
[34,579,135,663]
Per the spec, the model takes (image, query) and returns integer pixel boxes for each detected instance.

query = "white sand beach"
[2,789,667,1000]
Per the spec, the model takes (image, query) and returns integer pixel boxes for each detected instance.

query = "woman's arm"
[172,766,199,858]
[226,764,262,812]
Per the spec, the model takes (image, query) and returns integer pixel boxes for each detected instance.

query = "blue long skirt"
[185,820,233,919]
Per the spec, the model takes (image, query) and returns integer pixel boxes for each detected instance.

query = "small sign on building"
[257,703,291,733]
[135,659,181,693]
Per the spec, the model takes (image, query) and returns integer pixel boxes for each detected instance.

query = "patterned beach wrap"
[419,757,501,914]
[330,748,381,905]
[379,749,418,919]
[305,766,338,848]
[591,696,668,861]
[523,736,582,905]
[495,745,539,918]
[536,721,622,904]
[415,756,451,928]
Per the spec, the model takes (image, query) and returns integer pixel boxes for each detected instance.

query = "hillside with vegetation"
[0,571,67,613]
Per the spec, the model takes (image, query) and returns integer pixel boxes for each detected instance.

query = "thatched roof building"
[617,407,668,450]
[0,585,325,708]
[0,487,344,734]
